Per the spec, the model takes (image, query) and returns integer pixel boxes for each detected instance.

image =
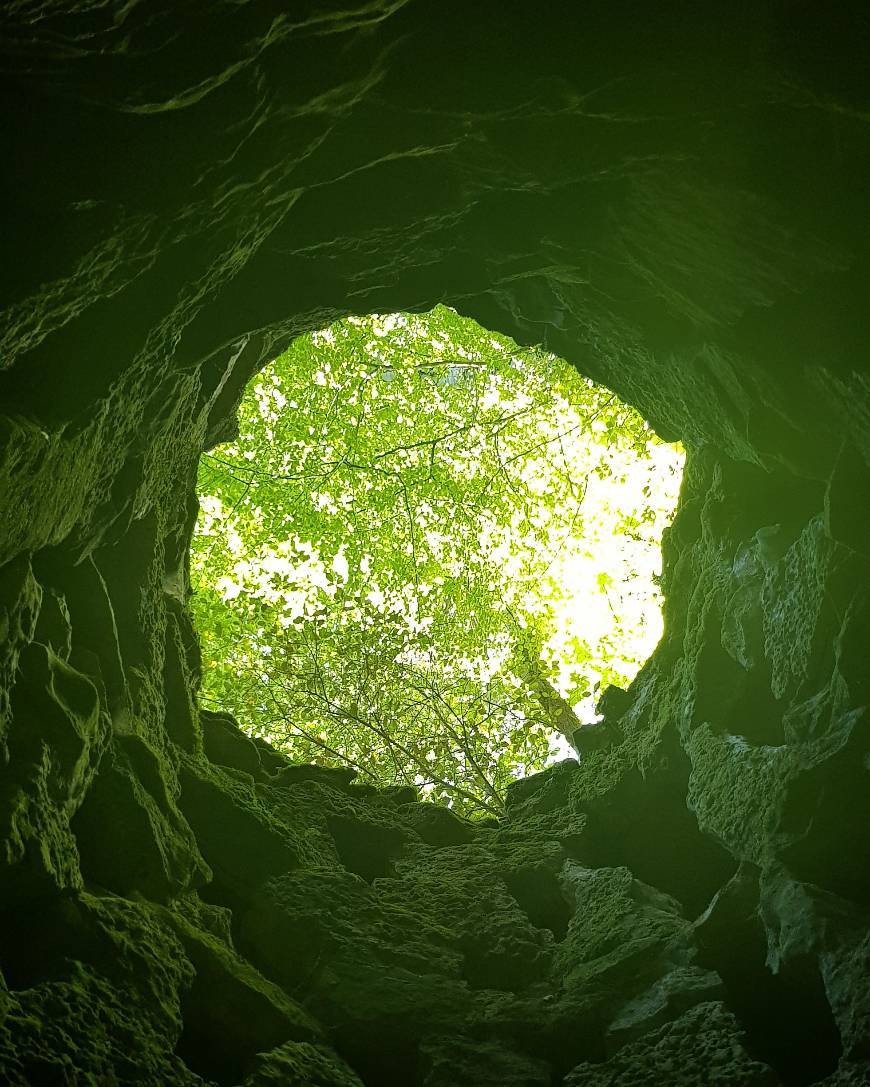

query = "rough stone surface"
[1,2,869,1084]
[563,1002,778,1086]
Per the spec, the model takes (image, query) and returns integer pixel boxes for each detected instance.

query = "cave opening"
[2,2,870,1082]
[188,307,683,819]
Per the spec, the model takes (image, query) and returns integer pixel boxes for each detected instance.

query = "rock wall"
[1,3,868,1084]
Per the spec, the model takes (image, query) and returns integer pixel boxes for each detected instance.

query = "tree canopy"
[190,307,683,816]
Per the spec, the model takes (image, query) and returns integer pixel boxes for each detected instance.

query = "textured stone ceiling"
[1,3,869,1085]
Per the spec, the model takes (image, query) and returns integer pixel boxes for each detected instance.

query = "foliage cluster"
[191,308,683,815]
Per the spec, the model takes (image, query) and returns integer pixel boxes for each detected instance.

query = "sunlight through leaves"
[191,307,683,816]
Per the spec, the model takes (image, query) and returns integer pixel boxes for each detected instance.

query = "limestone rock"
[241,1041,365,1087]
[1,1,869,1082]
[563,1001,778,1086]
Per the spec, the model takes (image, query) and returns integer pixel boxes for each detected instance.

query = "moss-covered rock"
[563,1001,777,1086]
[1,2,869,1082]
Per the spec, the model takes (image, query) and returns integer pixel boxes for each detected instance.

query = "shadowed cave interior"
[1,2,870,1085]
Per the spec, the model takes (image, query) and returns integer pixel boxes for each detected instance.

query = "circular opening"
[191,306,684,816]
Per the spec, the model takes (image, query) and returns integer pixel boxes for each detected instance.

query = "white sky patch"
[332,548,349,582]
